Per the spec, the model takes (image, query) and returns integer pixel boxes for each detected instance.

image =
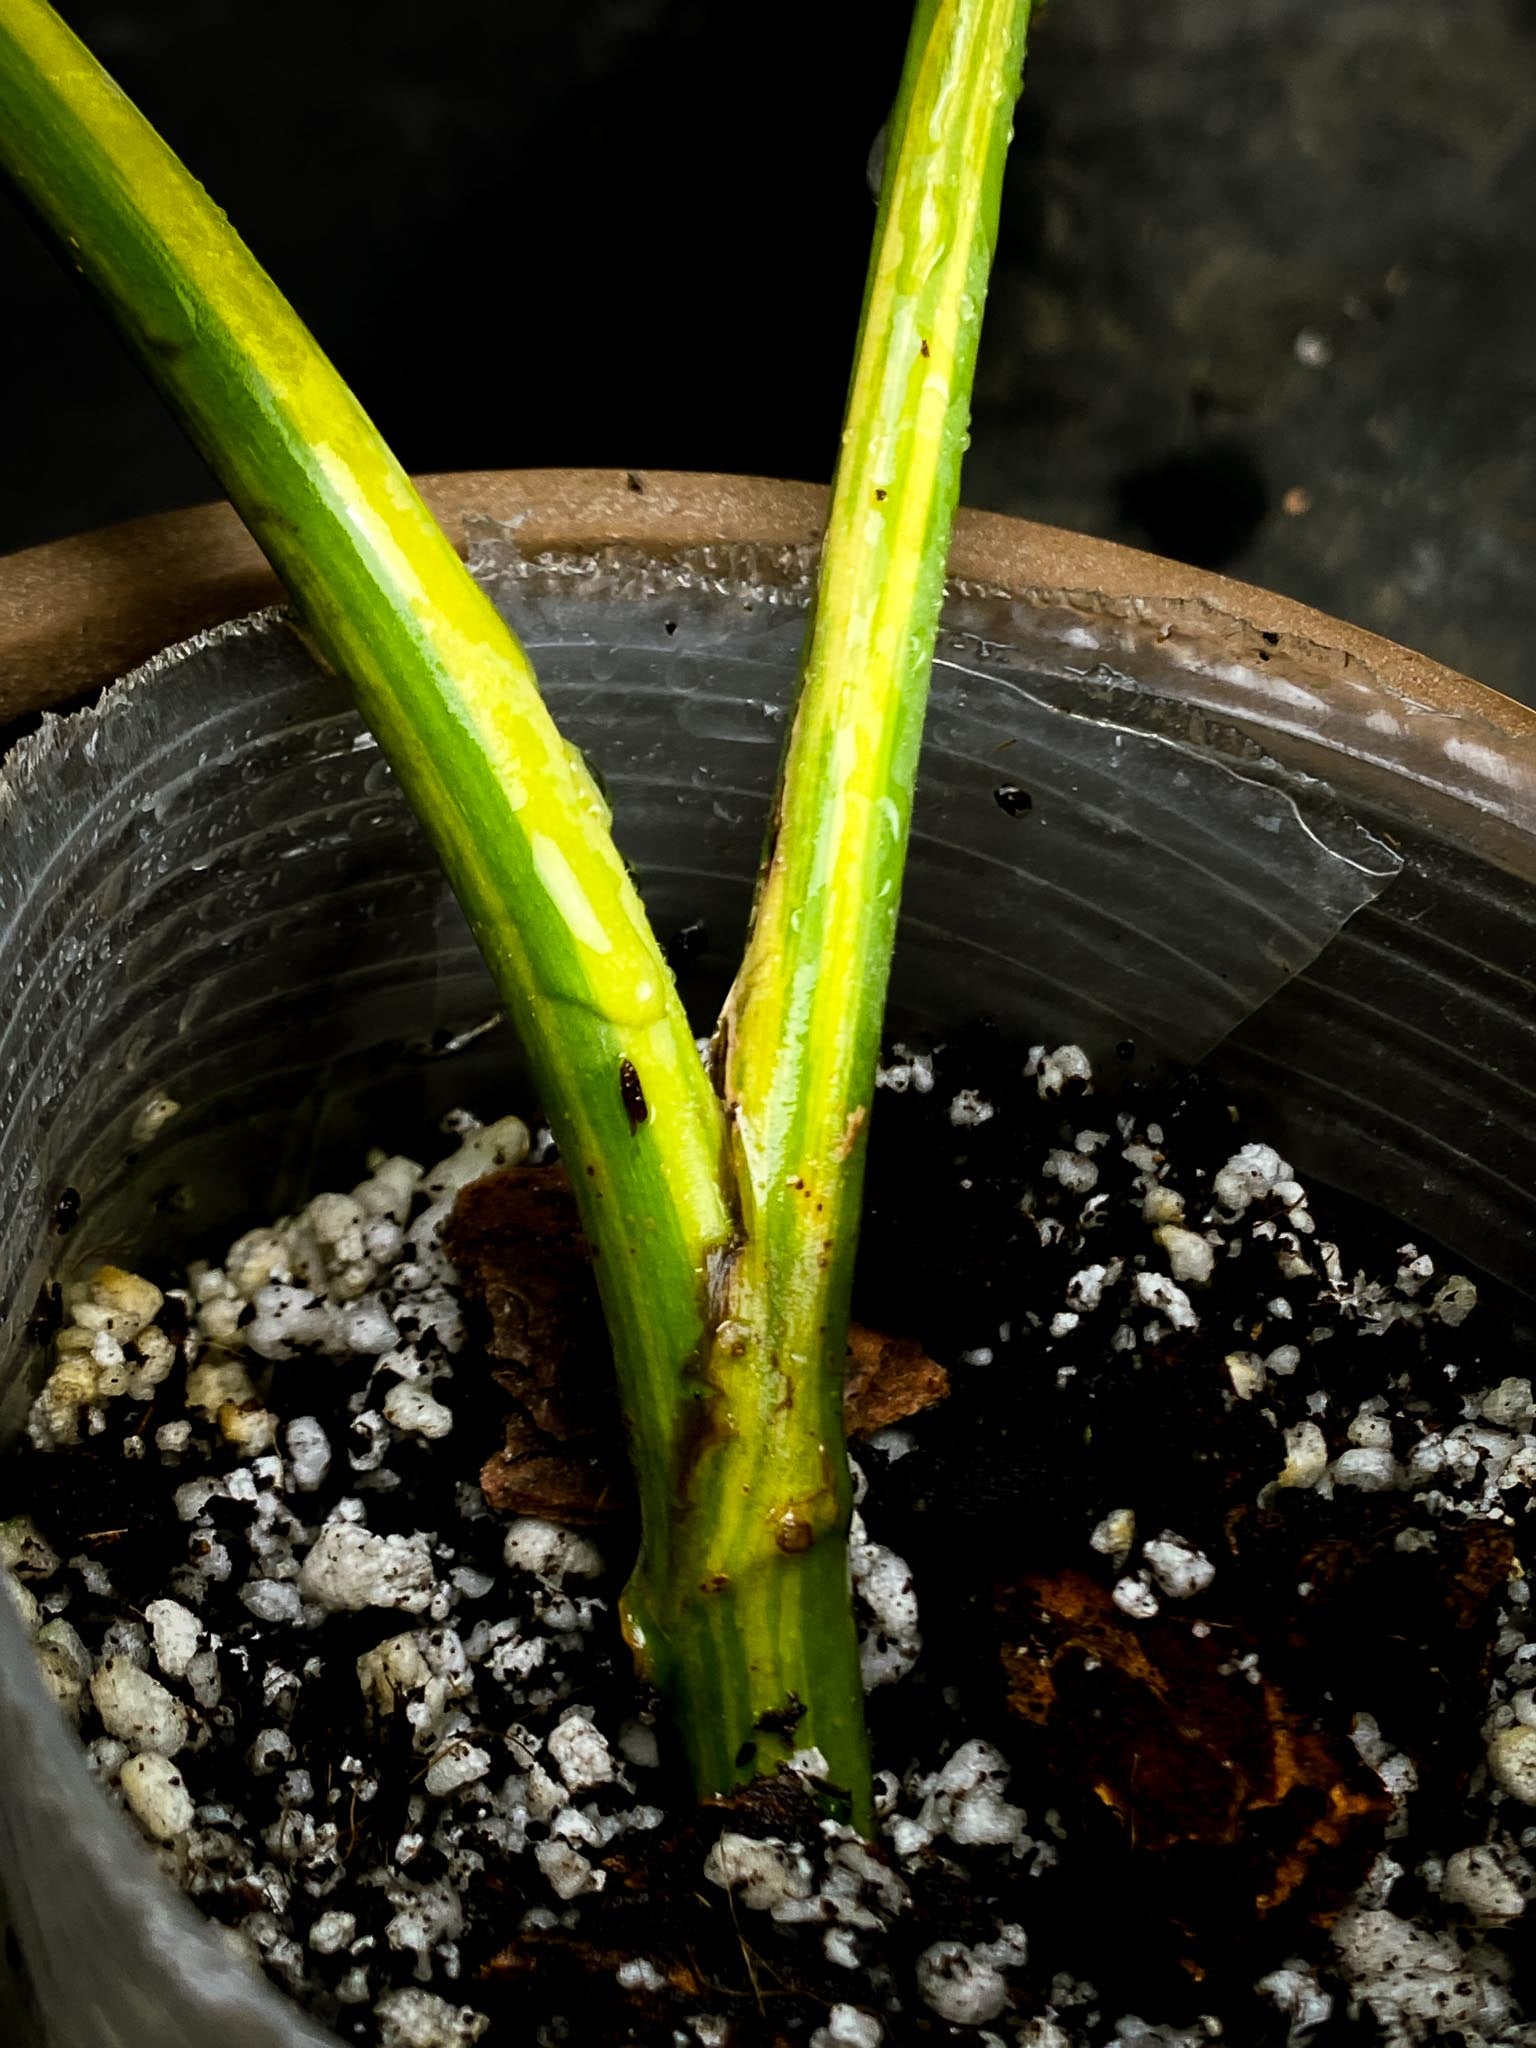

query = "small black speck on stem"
[619,1058,648,1131]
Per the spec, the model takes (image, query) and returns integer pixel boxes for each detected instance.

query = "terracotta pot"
[0,470,1532,2048]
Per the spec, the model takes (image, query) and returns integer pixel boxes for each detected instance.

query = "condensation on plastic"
[397,569,1401,1080]
[514,556,1402,1064]
[0,538,1529,2048]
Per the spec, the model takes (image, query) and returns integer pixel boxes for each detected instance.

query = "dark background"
[2,0,1533,701]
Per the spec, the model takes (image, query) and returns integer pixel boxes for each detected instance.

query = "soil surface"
[5,1036,1535,2047]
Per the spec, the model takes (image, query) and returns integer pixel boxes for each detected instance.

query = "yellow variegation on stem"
[625,0,1034,1829]
[0,0,732,1716]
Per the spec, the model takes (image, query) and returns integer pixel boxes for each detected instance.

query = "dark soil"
[5,1033,1533,2046]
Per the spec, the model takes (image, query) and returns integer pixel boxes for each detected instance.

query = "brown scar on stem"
[754,1692,806,1739]
[452,1167,951,1517]
[835,1105,867,1160]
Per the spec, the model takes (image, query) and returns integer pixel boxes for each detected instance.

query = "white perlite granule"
[546,1712,617,1791]
[1440,1846,1528,1923]
[423,1740,491,1799]
[89,1656,188,1756]
[1153,1224,1214,1286]
[1140,1532,1214,1601]
[850,1514,921,1689]
[501,1518,604,1582]
[915,1938,1011,2026]
[310,1911,357,1955]
[1333,1907,1515,2041]
[912,1740,1030,1852]
[1090,1508,1136,1565]
[1132,1271,1198,1331]
[811,2004,885,2047]
[298,1524,436,1614]
[949,1089,996,1128]
[1487,1725,1536,1805]
[533,1838,604,1900]
[144,1597,200,1680]
[383,1381,455,1441]
[1027,1043,1092,1098]
[1211,1142,1291,1215]
[119,1752,195,1841]
[372,1987,489,2048]
[1256,1962,1333,2039]
[703,1833,815,1912]
[1112,1576,1160,1621]
[285,1415,332,1491]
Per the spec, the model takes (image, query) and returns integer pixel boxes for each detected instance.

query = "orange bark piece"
[844,1323,951,1436]
[449,1166,950,1522]
[1000,1568,1389,1919]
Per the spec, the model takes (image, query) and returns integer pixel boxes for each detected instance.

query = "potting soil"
[5,1039,1535,2047]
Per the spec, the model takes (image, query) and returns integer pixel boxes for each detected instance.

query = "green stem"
[0,0,733,1576]
[629,0,1033,1829]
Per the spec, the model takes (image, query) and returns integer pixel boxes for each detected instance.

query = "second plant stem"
[627,0,1033,1827]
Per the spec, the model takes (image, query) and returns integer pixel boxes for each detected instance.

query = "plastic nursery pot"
[1,469,1534,2048]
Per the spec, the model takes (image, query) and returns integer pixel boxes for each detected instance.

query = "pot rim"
[2,466,1533,742]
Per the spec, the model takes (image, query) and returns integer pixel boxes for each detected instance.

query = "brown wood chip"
[998,1566,1390,1923]
[448,1166,950,1522]
[844,1323,950,1436]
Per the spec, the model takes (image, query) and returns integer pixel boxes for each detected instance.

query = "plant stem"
[0,0,733,1572]
[629,0,1033,1829]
